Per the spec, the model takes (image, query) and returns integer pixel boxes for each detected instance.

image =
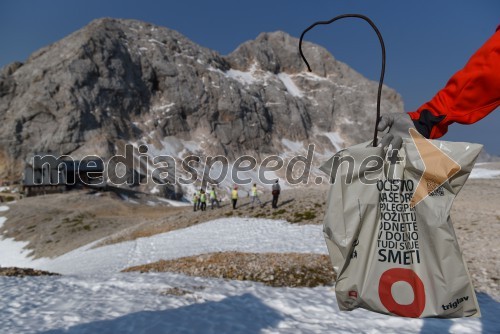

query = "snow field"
[35,218,328,275]
[1,273,497,333]
[1,207,500,333]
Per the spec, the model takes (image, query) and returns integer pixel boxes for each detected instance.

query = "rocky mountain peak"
[227,31,305,73]
[0,18,404,189]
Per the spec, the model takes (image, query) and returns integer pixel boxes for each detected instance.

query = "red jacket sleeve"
[408,28,500,139]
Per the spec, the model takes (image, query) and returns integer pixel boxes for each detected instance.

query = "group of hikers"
[192,180,281,211]
[192,186,220,211]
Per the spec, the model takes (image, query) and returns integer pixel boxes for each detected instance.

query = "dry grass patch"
[123,252,335,288]
[0,267,60,277]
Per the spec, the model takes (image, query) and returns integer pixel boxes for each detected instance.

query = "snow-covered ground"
[1,208,500,333]
[470,167,500,179]
[2,273,499,334]
[0,218,326,275]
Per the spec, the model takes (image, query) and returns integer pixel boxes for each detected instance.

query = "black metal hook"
[299,14,386,147]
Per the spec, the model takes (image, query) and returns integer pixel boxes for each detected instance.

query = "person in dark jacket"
[199,189,207,211]
[271,180,281,209]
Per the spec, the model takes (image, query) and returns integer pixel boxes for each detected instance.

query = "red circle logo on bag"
[378,268,426,318]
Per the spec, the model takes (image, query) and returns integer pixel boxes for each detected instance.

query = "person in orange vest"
[231,185,239,209]
[378,25,500,147]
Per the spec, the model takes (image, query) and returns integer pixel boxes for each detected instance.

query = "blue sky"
[1,1,499,154]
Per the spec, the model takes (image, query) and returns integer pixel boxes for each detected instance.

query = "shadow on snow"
[40,293,284,334]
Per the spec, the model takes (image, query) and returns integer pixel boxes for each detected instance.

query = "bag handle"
[299,14,386,147]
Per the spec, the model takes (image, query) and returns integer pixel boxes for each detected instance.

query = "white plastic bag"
[321,130,482,318]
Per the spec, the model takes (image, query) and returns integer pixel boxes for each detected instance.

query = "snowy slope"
[37,218,327,275]
[2,273,499,334]
[470,168,500,179]
[1,208,500,333]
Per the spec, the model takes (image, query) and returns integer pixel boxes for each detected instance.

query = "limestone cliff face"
[0,18,403,181]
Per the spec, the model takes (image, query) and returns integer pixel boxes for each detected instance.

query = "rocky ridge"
[0,17,404,194]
